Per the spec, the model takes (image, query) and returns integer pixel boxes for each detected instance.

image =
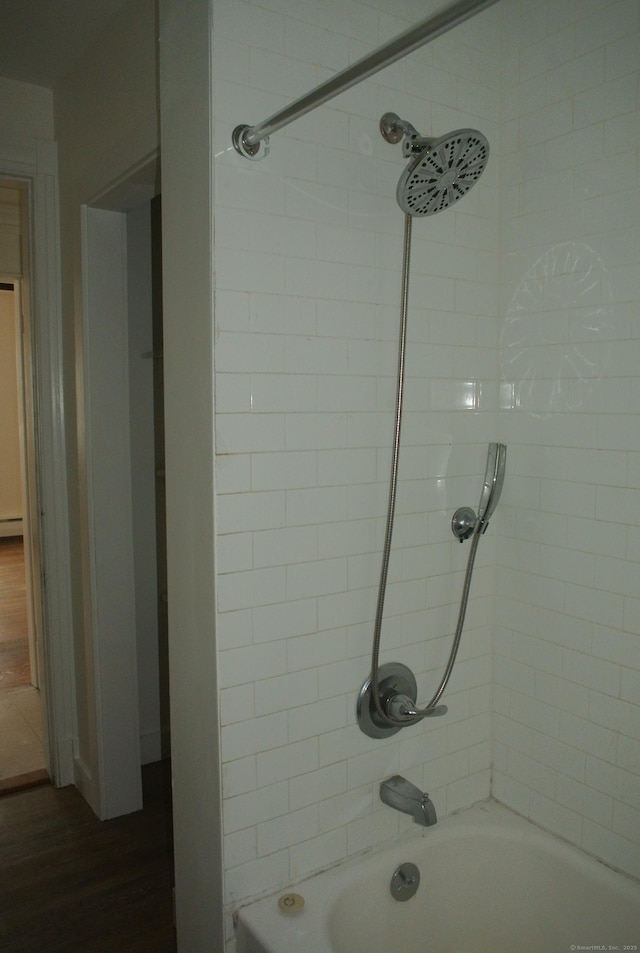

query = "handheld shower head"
[381,113,490,217]
[477,442,507,529]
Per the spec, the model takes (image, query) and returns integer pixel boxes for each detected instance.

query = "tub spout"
[380,775,437,827]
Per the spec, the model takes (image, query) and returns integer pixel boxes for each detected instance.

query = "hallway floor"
[0,686,45,783]
[0,537,46,785]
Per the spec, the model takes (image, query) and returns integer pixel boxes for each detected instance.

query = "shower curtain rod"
[232,0,500,159]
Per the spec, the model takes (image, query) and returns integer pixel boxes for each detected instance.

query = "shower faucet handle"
[386,692,447,720]
[386,692,421,720]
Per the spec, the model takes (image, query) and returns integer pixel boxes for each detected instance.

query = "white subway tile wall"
[211,0,640,930]
[496,0,640,881]
[213,0,500,918]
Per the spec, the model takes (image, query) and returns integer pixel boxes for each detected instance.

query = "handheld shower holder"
[451,505,479,542]
[452,443,507,541]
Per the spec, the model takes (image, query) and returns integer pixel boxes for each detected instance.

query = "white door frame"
[0,144,76,787]
[76,205,142,819]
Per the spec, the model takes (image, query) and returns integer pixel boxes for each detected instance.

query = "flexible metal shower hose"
[370,213,483,728]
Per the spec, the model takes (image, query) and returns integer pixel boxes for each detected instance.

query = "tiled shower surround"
[211,0,640,926]
[495,0,640,878]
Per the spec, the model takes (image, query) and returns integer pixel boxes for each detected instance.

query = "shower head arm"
[380,113,435,158]
[380,112,420,143]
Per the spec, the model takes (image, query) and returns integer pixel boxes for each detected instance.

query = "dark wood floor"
[0,761,176,952]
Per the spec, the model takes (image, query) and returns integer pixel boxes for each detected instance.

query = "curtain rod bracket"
[232,125,270,161]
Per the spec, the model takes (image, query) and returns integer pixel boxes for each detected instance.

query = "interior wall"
[0,186,21,275]
[0,76,53,142]
[495,0,640,880]
[212,0,502,922]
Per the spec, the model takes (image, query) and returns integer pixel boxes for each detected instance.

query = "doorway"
[0,263,47,788]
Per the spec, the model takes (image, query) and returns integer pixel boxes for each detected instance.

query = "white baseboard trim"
[0,519,23,537]
[74,754,100,817]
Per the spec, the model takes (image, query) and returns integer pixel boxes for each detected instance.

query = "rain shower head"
[397,129,490,216]
[380,112,489,217]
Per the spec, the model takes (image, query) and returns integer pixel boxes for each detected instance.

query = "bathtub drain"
[278,892,305,914]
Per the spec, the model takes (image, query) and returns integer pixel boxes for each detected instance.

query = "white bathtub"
[235,800,640,953]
